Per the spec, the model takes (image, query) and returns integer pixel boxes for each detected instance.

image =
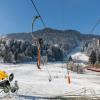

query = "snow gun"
[0,70,19,93]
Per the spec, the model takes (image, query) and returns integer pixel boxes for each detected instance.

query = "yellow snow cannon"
[0,71,18,93]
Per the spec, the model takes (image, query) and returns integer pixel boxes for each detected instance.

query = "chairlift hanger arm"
[31,16,40,39]
[32,16,40,32]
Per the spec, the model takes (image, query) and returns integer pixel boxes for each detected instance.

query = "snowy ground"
[0,62,100,100]
[69,46,89,63]
[0,46,100,100]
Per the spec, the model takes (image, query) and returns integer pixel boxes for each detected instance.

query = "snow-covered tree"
[89,50,97,65]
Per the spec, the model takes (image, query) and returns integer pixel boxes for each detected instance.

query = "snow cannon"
[0,70,19,93]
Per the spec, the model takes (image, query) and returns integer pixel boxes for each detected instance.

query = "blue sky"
[0,0,100,35]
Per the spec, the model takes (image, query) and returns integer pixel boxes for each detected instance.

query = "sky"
[0,0,100,35]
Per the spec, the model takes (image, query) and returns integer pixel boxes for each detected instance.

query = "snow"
[0,46,99,99]
[0,62,99,99]
[72,52,89,62]
[68,46,89,63]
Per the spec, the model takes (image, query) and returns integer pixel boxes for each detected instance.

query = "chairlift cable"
[89,19,100,34]
[30,0,46,28]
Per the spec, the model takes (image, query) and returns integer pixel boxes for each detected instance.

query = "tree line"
[0,39,63,63]
[89,50,100,65]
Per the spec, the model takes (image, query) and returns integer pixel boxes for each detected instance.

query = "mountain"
[0,28,100,63]
[6,28,100,54]
[6,28,100,41]
[7,28,81,39]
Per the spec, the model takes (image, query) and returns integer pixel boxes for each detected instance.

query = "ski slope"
[0,62,100,100]
[69,46,89,62]
[0,46,100,100]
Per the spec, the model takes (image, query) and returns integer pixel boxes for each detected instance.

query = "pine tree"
[89,50,97,65]
[68,56,73,62]
[97,53,100,63]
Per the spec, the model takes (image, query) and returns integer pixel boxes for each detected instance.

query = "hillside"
[7,28,81,44]
[6,28,100,41]
[6,28,83,58]
[6,28,100,53]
